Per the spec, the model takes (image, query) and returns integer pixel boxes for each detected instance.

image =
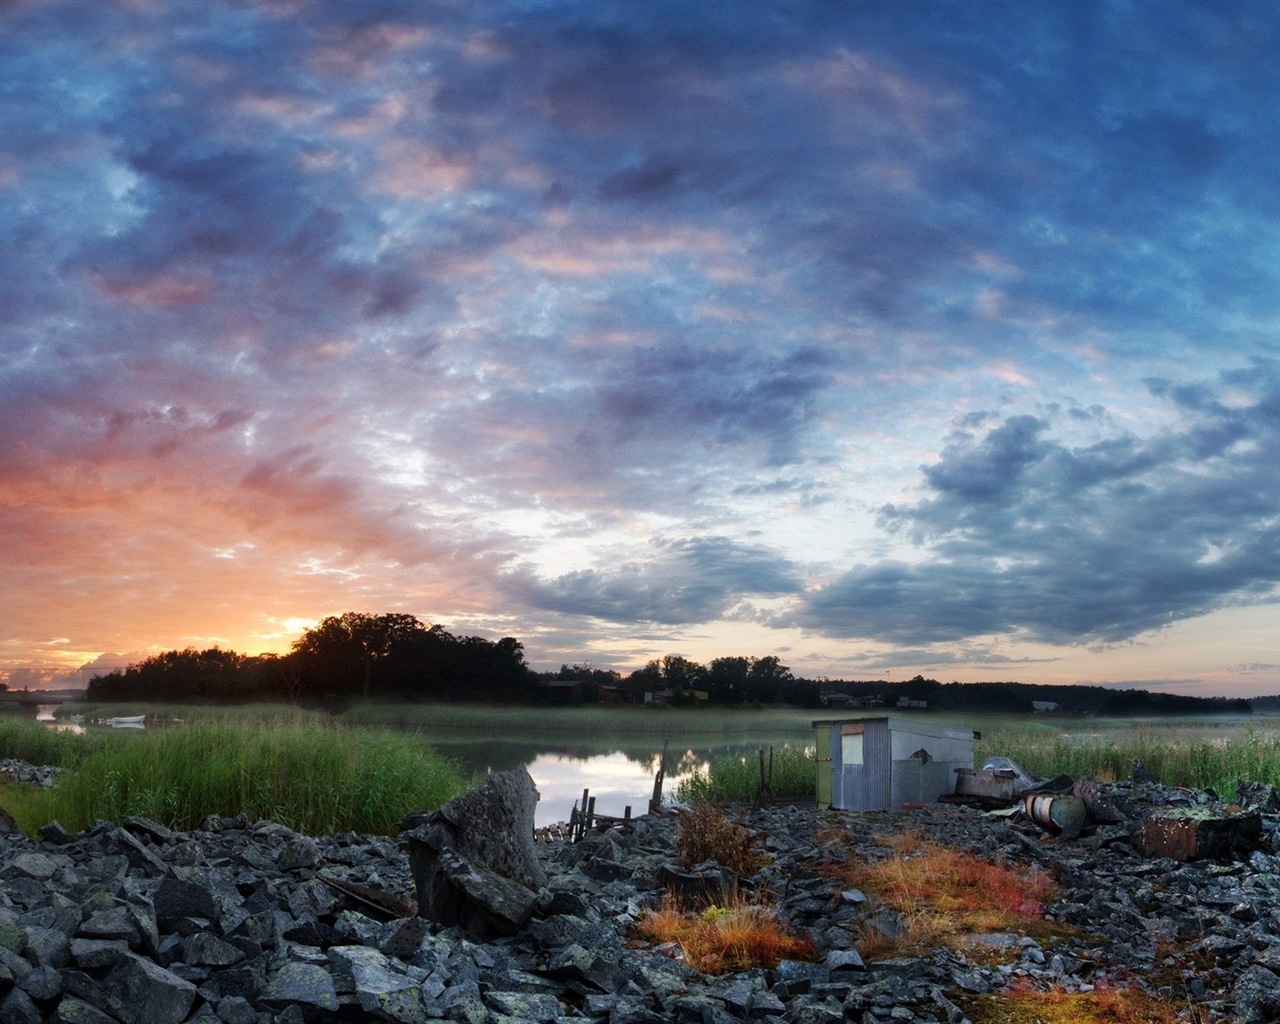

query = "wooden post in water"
[650,739,669,815]
[754,747,775,808]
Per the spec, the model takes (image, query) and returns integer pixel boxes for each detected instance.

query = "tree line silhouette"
[84,612,1251,715]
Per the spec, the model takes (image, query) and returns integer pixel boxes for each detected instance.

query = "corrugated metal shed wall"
[818,716,975,811]
[832,718,891,812]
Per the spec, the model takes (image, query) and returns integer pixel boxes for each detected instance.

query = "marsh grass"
[676,744,816,803]
[343,702,817,741]
[975,716,1280,794]
[0,715,92,767]
[0,720,468,835]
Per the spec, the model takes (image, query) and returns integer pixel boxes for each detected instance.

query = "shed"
[813,716,978,811]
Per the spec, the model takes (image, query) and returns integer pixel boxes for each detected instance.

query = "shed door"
[840,719,891,811]
[814,724,832,807]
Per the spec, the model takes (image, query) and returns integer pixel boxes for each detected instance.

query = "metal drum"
[1022,793,1087,839]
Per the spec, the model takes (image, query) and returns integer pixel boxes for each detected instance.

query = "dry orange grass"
[634,892,815,975]
[957,977,1202,1024]
[829,830,1058,958]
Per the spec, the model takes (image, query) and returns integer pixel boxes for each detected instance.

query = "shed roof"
[812,715,977,742]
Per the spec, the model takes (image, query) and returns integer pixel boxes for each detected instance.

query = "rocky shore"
[1,768,1279,1023]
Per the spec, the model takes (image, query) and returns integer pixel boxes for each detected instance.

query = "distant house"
[896,696,928,710]
[824,693,885,709]
[1031,701,1060,714]
[539,678,584,703]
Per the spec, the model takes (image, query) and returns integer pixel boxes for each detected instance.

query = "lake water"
[32,705,810,827]
[417,737,806,827]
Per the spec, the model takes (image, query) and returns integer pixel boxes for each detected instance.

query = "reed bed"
[976,717,1280,795]
[676,744,816,804]
[0,720,468,836]
[0,715,92,767]
[342,701,818,740]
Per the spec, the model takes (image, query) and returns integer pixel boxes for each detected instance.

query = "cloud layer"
[3,0,1280,695]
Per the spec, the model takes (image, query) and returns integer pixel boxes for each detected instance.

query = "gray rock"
[70,938,128,969]
[25,927,72,969]
[102,953,197,1024]
[1233,964,1280,1024]
[54,995,120,1024]
[182,932,245,967]
[260,959,340,1016]
[329,944,428,1023]
[1,986,43,1024]
[8,852,59,882]
[406,768,546,940]
[411,845,539,939]
[152,876,218,929]
[213,994,257,1024]
[21,962,66,1000]
[485,989,564,1021]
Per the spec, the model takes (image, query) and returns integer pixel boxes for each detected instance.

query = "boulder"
[404,768,545,938]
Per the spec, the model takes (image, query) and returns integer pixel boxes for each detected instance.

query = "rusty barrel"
[1022,793,1087,839]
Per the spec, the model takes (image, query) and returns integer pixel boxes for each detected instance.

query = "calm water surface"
[423,737,795,827]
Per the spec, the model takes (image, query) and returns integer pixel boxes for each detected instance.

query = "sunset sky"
[4,0,1280,697]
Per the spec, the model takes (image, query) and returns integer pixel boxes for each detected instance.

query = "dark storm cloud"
[798,361,1280,646]
[505,537,803,625]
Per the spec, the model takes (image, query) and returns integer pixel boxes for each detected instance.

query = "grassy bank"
[0,715,93,767]
[975,716,1280,795]
[677,744,816,803]
[0,718,468,836]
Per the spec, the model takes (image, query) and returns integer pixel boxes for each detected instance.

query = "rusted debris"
[1022,793,1087,840]
[953,767,1018,805]
[1139,809,1262,862]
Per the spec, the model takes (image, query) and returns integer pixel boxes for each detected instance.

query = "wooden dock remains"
[564,787,633,843]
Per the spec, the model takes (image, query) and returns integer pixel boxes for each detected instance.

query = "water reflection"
[423,738,789,826]
[35,705,84,734]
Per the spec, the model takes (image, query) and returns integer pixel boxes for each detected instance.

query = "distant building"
[1031,700,1060,714]
[538,678,584,703]
[896,696,928,710]
[823,693,885,709]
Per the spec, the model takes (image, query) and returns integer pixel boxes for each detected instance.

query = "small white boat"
[105,715,147,727]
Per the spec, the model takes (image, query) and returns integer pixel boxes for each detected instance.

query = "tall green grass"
[0,715,92,767]
[976,717,1280,796]
[676,745,816,804]
[0,720,468,836]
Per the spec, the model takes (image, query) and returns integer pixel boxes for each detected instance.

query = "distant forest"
[82,611,1257,716]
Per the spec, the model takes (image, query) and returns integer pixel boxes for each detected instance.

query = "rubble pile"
[0,761,1278,1023]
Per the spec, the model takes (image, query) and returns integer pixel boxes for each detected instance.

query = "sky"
[4,0,1280,698]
